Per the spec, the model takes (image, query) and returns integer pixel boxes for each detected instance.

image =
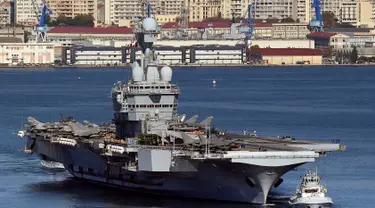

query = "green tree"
[250,44,260,49]
[48,14,95,27]
[350,46,358,64]
[24,31,31,43]
[322,11,338,28]
[72,14,95,27]
[45,14,51,26]
[280,17,295,23]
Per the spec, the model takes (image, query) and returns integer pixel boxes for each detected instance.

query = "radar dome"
[160,66,172,82]
[143,17,158,31]
[132,62,143,82]
[146,65,160,82]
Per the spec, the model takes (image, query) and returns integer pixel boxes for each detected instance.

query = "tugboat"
[289,170,333,208]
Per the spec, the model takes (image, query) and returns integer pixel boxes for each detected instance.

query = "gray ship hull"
[30,138,302,204]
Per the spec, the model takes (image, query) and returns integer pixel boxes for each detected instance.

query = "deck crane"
[32,0,52,42]
[238,4,254,47]
[308,0,323,32]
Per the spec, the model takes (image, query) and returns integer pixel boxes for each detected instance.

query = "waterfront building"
[306,32,338,48]
[307,31,351,50]
[271,22,311,39]
[250,48,323,65]
[161,21,310,40]
[47,26,133,46]
[0,1,12,26]
[0,27,24,41]
[62,44,245,65]
[0,43,55,65]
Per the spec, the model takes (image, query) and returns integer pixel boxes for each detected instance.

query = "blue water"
[0,66,374,208]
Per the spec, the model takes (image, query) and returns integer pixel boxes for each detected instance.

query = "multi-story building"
[272,22,311,39]
[158,0,185,16]
[297,0,311,23]
[0,42,55,65]
[0,27,25,41]
[0,1,12,26]
[186,0,221,22]
[46,0,98,26]
[104,0,186,26]
[15,0,42,26]
[221,0,299,20]
[220,0,250,19]
[320,0,374,27]
[16,0,98,26]
[104,0,156,26]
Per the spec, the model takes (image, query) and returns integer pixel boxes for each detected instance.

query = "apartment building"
[104,0,190,26]
[320,0,374,27]
[104,0,154,26]
[221,0,251,19]
[297,0,311,22]
[221,0,299,21]
[47,0,98,25]
[15,0,42,26]
[186,0,221,22]
[0,1,12,26]
[16,0,98,26]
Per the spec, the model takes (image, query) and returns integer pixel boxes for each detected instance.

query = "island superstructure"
[20,4,346,205]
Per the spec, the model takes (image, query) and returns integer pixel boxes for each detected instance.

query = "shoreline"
[0,63,375,69]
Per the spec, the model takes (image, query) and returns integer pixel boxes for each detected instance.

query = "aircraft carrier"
[19,5,346,205]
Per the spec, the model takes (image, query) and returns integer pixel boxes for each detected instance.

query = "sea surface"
[0,66,374,208]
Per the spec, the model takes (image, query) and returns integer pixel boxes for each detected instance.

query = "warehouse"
[62,45,246,65]
[250,48,323,65]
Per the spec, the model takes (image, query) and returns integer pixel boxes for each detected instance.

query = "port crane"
[32,0,52,42]
[239,4,254,42]
[308,0,323,32]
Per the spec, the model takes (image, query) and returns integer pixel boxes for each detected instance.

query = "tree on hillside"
[351,46,358,63]
[322,11,338,28]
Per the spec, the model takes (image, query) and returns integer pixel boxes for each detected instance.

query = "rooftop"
[325,27,372,33]
[307,32,337,38]
[162,21,232,29]
[0,37,22,43]
[48,26,133,34]
[251,48,324,56]
[0,1,11,7]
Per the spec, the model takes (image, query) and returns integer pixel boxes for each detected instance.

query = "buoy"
[212,79,217,88]
[78,77,81,80]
